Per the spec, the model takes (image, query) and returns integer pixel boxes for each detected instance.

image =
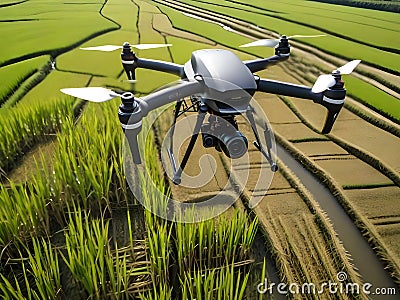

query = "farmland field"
[0,0,399,298]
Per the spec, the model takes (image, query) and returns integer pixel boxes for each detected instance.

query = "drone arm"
[257,79,322,102]
[258,78,345,134]
[139,80,204,116]
[244,54,289,73]
[136,58,184,77]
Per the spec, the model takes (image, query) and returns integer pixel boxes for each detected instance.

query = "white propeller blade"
[80,43,172,52]
[239,34,326,48]
[60,87,119,102]
[312,74,336,93]
[131,43,172,50]
[240,39,279,48]
[336,59,361,75]
[312,60,361,93]
[80,45,122,52]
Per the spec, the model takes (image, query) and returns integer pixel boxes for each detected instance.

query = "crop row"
[309,0,400,13]
[205,0,397,52]
[155,0,400,124]
[274,131,400,282]
[0,99,73,178]
[218,144,363,298]
[0,56,49,107]
[0,0,117,67]
[283,56,400,130]
[277,95,400,187]
[0,100,139,298]
[0,96,259,298]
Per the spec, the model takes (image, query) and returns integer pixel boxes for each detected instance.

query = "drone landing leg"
[167,101,183,175]
[172,110,206,185]
[246,109,278,172]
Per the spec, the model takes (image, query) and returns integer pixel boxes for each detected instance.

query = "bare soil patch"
[377,224,400,269]
[316,158,394,187]
[291,97,359,129]
[290,96,400,173]
[272,122,323,141]
[258,192,308,217]
[7,138,56,183]
[294,141,349,157]
[253,93,301,124]
[332,119,400,173]
[344,187,400,220]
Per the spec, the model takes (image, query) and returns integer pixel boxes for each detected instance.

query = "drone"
[61,36,361,185]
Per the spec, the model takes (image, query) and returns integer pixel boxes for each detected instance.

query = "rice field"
[0,0,264,298]
[154,0,400,121]
[173,0,400,73]
[0,0,399,298]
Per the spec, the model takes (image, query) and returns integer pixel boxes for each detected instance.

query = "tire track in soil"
[151,0,400,292]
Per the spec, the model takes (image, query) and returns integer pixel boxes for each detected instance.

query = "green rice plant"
[0,237,61,300]
[0,178,50,248]
[175,210,258,274]
[258,258,267,300]
[138,282,172,300]
[141,175,172,286]
[0,56,49,106]
[62,207,109,297]
[0,273,25,300]
[0,70,36,107]
[144,214,172,287]
[106,243,152,298]
[1,60,53,110]
[180,263,249,299]
[62,206,152,299]
[0,0,117,66]
[0,98,73,176]
[50,100,126,211]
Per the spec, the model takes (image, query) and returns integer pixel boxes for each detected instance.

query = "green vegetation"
[1,0,399,296]
[345,76,400,121]
[0,0,261,298]
[0,0,118,66]
[173,0,399,73]
[0,237,62,299]
[0,56,48,106]
[309,0,400,13]
[155,0,400,121]
[0,99,73,177]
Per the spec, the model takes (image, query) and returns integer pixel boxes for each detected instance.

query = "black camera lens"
[219,131,248,159]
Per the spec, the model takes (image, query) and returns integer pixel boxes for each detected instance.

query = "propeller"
[309,60,361,134]
[60,87,120,102]
[312,60,361,93]
[61,86,143,163]
[80,43,172,52]
[239,34,326,48]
